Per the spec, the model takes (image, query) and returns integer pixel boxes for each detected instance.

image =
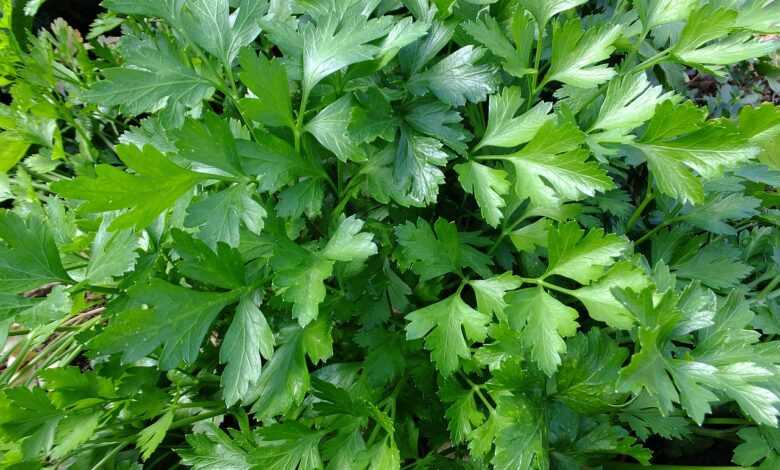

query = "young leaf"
[545,19,622,88]
[405,292,490,376]
[475,86,553,150]
[454,161,510,228]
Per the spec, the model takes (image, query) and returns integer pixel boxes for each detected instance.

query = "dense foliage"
[1,0,780,468]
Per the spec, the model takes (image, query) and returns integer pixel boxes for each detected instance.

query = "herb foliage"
[0,0,779,468]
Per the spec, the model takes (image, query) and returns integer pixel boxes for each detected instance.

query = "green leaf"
[137,410,174,461]
[455,161,510,227]
[179,426,251,470]
[589,73,670,137]
[738,103,780,169]
[249,327,309,418]
[273,252,332,327]
[492,395,547,470]
[404,99,471,154]
[678,193,761,235]
[475,86,553,150]
[239,48,294,129]
[174,112,245,177]
[408,46,497,106]
[302,11,392,95]
[178,0,267,66]
[469,272,522,318]
[91,279,239,369]
[396,218,492,281]
[405,292,490,375]
[85,214,139,285]
[52,144,205,231]
[14,286,72,328]
[637,0,698,29]
[517,0,588,28]
[573,261,651,329]
[556,329,629,412]
[545,19,622,88]
[441,380,484,444]
[393,129,448,206]
[676,34,779,67]
[220,294,274,407]
[0,211,71,293]
[238,134,322,193]
[253,422,324,470]
[305,95,365,162]
[171,229,246,290]
[463,15,531,79]
[673,241,753,290]
[498,120,614,209]
[544,221,629,284]
[734,426,780,468]
[505,287,579,375]
[185,183,266,248]
[322,215,378,263]
[633,101,759,204]
[83,33,214,119]
[276,178,326,219]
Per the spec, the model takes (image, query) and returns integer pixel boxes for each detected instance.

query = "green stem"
[626,27,650,67]
[294,88,311,155]
[0,337,34,385]
[626,186,654,233]
[88,439,133,470]
[488,215,528,255]
[758,276,780,300]
[630,49,670,74]
[528,19,547,109]
[704,417,750,426]
[169,408,227,430]
[519,277,577,296]
[635,217,681,245]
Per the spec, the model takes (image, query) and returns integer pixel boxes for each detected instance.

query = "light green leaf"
[633,101,759,204]
[589,73,670,136]
[573,261,651,329]
[476,86,553,150]
[174,112,245,177]
[85,215,139,285]
[545,221,629,285]
[637,0,698,30]
[185,184,266,249]
[83,33,214,118]
[469,272,523,318]
[220,294,275,407]
[497,120,614,209]
[302,12,392,95]
[517,0,588,28]
[545,19,622,88]
[305,95,365,162]
[138,410,174,461]
[505,286,579,375]
[462,15,530,78]
[393,129,448,206]
[405,292,490,375]
[408,46,497,106]
[455,161,510,227]
[171,230,246,290]
[322,215,378,263]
